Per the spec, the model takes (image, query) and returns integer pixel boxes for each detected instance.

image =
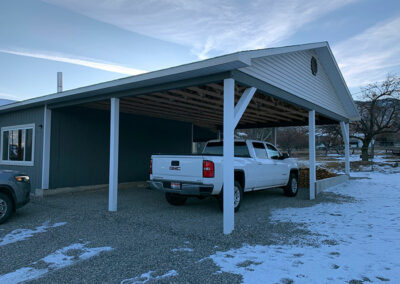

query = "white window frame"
[0,123,35,166]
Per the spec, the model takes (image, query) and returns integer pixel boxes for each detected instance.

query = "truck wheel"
[283,173,298,197]
[0,192,13,224]
[165,193,187,206]
[219,181,243,213]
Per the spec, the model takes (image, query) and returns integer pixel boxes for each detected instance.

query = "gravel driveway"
[0,184,350,283]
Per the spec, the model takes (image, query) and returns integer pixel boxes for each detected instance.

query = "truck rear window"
[202,142,250,157]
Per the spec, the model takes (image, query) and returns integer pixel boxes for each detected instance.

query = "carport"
[1,42,359,234]
[82,80,351,235]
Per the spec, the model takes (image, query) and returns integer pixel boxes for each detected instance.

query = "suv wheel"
[283,173,299,197]
[219,181,243,213]
[0,192,13,224]
[165,193,187,206]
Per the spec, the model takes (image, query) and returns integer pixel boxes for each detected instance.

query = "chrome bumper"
[148,180,214,196]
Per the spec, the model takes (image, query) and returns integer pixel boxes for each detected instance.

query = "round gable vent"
[311,56,318,76]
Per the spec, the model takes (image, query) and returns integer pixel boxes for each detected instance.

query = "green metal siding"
[0,107,44,191]
[49,106,192,189]
[193,125,218,142]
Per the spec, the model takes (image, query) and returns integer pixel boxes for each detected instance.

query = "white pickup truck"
[148,140,299,212]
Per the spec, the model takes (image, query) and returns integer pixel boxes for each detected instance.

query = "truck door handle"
[258,162,262,165]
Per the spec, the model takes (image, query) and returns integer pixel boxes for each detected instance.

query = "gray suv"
[0,170,31,224]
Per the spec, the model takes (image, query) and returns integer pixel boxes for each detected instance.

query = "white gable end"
[240,49,347,118]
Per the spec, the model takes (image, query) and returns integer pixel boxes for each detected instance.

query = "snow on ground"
[326,153,362,162]
[297,154,400,175]
[171,247,194,252]
[327,153,395,163]
[0,242,112,284]
[120,270,178,284]
[171,241,193,253]
[0,221,66,246]
[209,171,400,283]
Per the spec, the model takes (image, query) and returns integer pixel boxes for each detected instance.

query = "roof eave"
[0,55,251,113]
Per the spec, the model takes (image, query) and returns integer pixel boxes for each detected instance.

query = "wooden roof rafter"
[82,80,331,130]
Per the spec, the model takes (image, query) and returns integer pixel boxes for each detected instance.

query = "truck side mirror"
[281,153,290,159]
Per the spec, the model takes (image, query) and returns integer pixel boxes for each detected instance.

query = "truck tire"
[283,173,299,197]
[0,192,13,224]
[165,193,187,206]
[219,181,243,213]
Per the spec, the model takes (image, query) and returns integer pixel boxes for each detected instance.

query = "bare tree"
[277,127,308,155]
[351,75,400,161]
[318,125,343,156]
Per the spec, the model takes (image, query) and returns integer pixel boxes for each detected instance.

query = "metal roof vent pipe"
[57,72,63,93]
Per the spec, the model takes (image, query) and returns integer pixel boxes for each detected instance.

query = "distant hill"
[0,99,16,106]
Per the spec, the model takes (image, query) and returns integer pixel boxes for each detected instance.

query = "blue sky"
[0,0,399,101]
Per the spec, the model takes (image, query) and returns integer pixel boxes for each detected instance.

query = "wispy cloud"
[44,0,357,59]
[0,48,146,75]
[0,92,20,101]
[333,16,400,88]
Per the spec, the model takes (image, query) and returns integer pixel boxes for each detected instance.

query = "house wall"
[240,49,347,117]
[49,106,192,189]
[0,107,44,191]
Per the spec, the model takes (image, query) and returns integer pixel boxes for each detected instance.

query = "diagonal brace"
[233,87,257,128]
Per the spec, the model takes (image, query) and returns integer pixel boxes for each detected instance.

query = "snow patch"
[209,172,400,283]
[0,242,112,283]
[171,247,193,252]
[0,221,66,246]
[121,270,178,284]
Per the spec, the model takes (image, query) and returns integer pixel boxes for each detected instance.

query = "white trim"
[0,160,34,167]
[0,123,35,167]
[1,123,35,131]
[309,110,316,200]
[42,105,51,189]
[223,78,235,235]
[109,98,120,212]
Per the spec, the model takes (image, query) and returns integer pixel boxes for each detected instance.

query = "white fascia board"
[242,42,328,60]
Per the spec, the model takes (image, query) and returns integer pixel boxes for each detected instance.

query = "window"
[202,141,250,157]
[253,142,267,158]
[266,144,280,159]
[1,124,35,166]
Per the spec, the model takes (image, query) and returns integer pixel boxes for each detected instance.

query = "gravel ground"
[0,185,353,283]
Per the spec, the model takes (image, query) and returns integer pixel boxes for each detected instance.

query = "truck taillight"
[203,160,214,178]
[150,159,152,175]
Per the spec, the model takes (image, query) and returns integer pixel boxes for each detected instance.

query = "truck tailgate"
[152,155,203,181]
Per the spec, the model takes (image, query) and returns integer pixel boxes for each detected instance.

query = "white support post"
[223,78,235,234]
[41,105,51,190]
[191,124,196,154]
[109,98,120,212]
[309,110,316,200]
[233,87,256,128]
[340,121,350,176]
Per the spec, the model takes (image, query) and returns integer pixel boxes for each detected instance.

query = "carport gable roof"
[0,41,359,122]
